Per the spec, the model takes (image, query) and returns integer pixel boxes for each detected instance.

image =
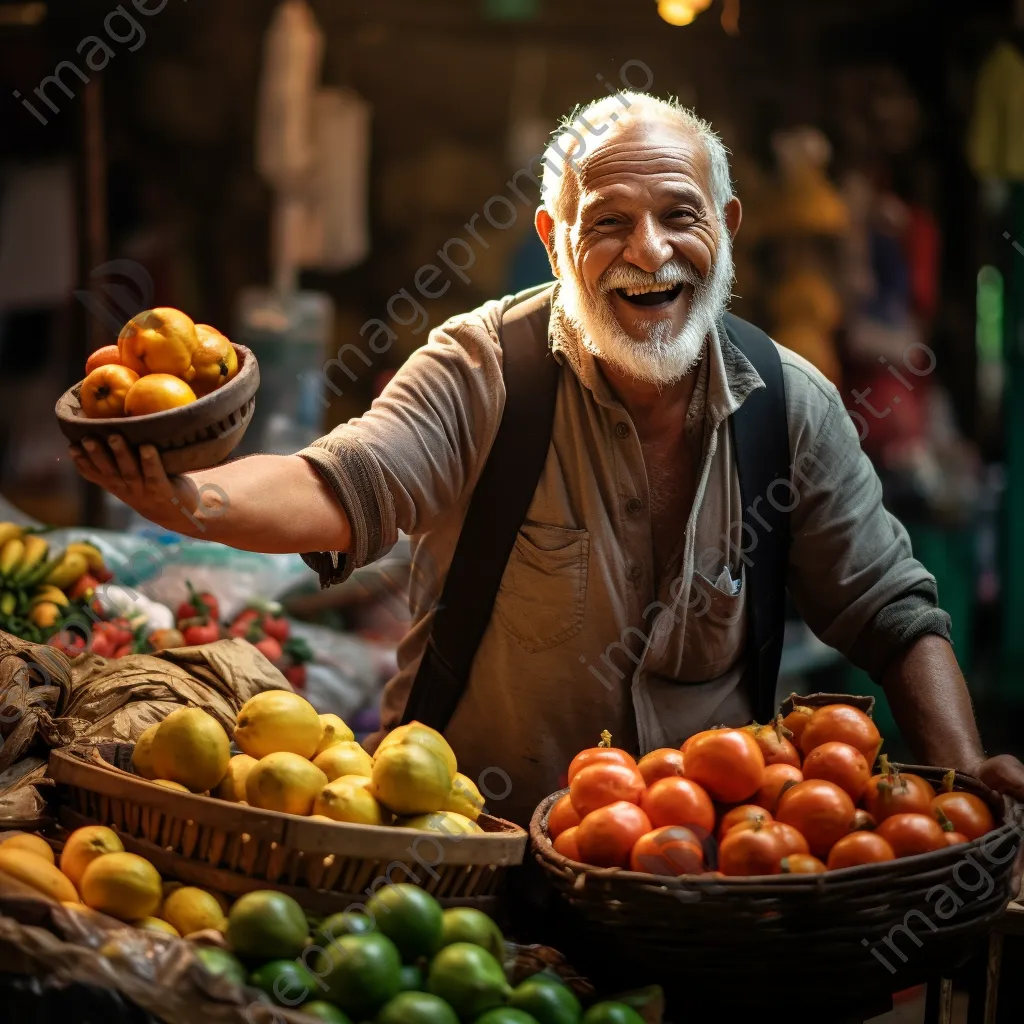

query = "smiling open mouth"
[614,283,684,308]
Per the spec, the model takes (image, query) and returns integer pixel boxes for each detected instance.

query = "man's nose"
[622,214,674,273]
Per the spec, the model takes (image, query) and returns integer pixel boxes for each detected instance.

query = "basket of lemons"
[47,691,526,914]
[55,307,259,475]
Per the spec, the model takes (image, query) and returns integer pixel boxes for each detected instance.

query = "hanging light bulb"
[657,0,712,27]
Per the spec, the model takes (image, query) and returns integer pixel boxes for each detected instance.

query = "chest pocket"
[676,565,748,682]
[494,522,589,653]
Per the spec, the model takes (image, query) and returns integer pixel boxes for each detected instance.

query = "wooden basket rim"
[49,744,527,867]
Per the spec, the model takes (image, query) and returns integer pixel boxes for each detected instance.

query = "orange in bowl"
[80,364,140,418]
[124,374,197,416]
[189,325,239,395]
[118,307,198,378]
[85,344,123,375]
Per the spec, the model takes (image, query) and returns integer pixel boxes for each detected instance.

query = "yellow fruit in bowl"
[245,751,328,816]
[160,886,227,936]
[132,723,160,780]
[133,916,180,938]
[443,773,485,822]
[376,722,457,779]
[234,691,322,760]
[370,742,451,816]
[188,325,238,395]
[151,779,190,792]
[80,851,161,921]
[124,373,197,416]
[59,826,124,890]
[79,364,139,419]
[313,775,385,826]
[118,307,198,377]
[314,714,355,756]
[214,753,258,802]
[395,811,483,836]
[149,707,231,792]
[0,847,79,902]
[0,832,55,864]
[313,741,374,782]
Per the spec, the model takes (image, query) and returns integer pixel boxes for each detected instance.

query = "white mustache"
[600,260,702,295]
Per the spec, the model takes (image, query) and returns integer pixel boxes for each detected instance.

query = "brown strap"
[400,284,559,730]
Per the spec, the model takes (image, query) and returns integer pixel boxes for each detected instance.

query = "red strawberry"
[228,608,261,638]
[180,618,221,646]
[253,635,283,663]
[261,613,290,643]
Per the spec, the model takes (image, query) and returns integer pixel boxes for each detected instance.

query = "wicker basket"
[54,344,258,475]
[49,743,527,916]
[530,694,1024,1009]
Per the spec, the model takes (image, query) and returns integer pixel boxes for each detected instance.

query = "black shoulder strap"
[400,284,559,730]
[723,312,792,724]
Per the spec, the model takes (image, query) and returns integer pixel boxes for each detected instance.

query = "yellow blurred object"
[213,753,258,802]
[443,773,485,822]
[245,751,327,816]
[314,714,355,755]
[395,811,483,836]
[371,742,451,816]
[80,852,161,921]
[60,826,124,890]
[131,724,160,780]
[312,741,374,782]
[65,542,105,574]
[150,780,190,792]
[118,307,199,378]
[0,847,79,902]
[0,832,55,864]
[149,707,231,792]
[375,722,457,779]
[44,551,88,590]
[188,325,238,395]
[313,775,385,826]
[31,585,69,608]
[234,691,323,760]
[29,602,61,629]
[160,886,227,936]
[12,534,48,582]
[133,916,181,938]
[1,539,24,577]
[657,0,711,26]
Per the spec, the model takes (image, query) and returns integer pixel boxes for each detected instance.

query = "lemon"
[396,811,483,836]
[313,775,386,826]
[443,773,485,821]
[315,714,355,756]
[313,741,374,782]
[149,707,231,792]
[371,742,451,816]
[246,751,327,816]
[80,852,162,921]
[213,753,258,802]
[376,723,457,779]
[133,916,180,938]
[132,723,160,780]
[151,779,190,792]
[0,832,55,864]
[234,691,322,759]
[59,825,124,889]
[160,886,227,936]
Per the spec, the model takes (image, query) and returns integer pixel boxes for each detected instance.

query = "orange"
[188,325,238,395]
[629,825,704,875]
[552,825,580,860]
[59,826,124,889]
[124,374,197,416]
[118,307,198,377]
[546,793,580,840]
[575,800,651,868]
[85,344,122,375]
[639,776,715,836]
[569,762,645,819]
[637,748,685,786]
[80,364,139,419]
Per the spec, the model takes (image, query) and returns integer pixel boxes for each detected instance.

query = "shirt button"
[626,497,643,515]
[615,422,629,439]
[627,564,642,581]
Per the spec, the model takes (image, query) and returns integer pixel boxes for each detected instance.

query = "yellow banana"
[0,523,24,549]
[29,601,61,629]
[1,539,24,578]
[12,534,48,583]
[44,551,88,590]
[32,585,68,608]
[65,542,105,574]
[0,592,15,617]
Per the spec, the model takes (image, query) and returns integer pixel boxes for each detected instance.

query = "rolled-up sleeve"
[783,357,952,679]
[297,307,506,586]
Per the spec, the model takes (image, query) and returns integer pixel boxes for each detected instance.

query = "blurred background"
[1,0,1023,753]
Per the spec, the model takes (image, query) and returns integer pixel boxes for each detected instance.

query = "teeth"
[619,282,680,296]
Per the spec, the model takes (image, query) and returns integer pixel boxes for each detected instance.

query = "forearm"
[881,633,985,773]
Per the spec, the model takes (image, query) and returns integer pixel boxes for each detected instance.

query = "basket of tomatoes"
[55,307,259,475]
[529,693,1023,1010]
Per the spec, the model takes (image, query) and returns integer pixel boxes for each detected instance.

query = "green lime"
[300,1002,353,1024]
[426,942,510,1020]
[439,907,505,961]
[226,890,309,961]
[192,946,247,987]
[509,975,582,1024]
[311,931,402,1018]
[581,1003,646,1024]
[249,960,319,1007]
[475,1011,541,1024]
[375,990,460,1024]
[315,908,376,947]
[366,884,444,963]
[399,964,425,991]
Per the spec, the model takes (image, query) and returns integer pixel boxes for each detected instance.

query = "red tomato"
[827,831,895,869]
[753,763,804,814]
[863,768,935,822]
[776,780,856,859]
[801,741,871,802]
[567,746,638,784]
[799,704,881,763]
[113,643,134,658]
[876,813,948,858]
[851,809,877,831]
[570,762,645,818]
[228,609,261,638]
[89,632,116,658]
[747,723,801,767]
[106,618,133,647]
[575,801,651,868]
[718,822,785,876]
[637,748,685,786]
[780,853,826,874]
[640,777,715,836]
[717,804,772,841]
[771,822,810,857]
[284,663,307,689]
[547,793,581,840]
[177,589,219,624]
[681,729,715,757]
[261,613,290,643]
[943,831,968,847]
[629,825,704,875]
[182,620,221,646]
[254,635,284,662]
[553,825,581,861]
[931,792,995,841]
[781,705,814,746]
[68,573,100,601]
[684,729,765,804]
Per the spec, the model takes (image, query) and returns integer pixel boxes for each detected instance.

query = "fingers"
[107,435,142,485]
[139,445,174,494]
[79,437,121,481]
[69,445,105,486]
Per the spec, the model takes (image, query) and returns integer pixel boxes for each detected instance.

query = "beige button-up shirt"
[300,285,949,825]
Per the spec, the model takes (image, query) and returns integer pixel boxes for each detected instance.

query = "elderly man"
[71,92,1024,827]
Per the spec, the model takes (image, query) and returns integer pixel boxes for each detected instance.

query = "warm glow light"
[657,0,711,27]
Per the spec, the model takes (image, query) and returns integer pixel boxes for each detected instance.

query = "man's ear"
[535,207,560,278]
[724,196,742,239]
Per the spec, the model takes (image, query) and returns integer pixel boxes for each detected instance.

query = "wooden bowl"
[55,344,259,475]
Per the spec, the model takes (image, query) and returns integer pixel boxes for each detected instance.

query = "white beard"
[557,231,735,386]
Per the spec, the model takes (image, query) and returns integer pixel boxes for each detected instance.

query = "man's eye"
[595,216,621,227]
[668,208,698,220]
